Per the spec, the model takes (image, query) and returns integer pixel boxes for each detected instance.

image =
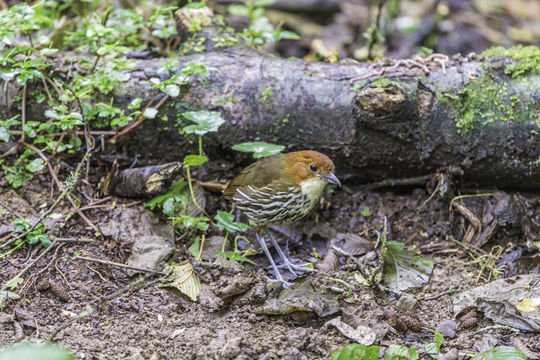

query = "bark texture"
[1,48,539,189]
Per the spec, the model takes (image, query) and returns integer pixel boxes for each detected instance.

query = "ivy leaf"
[425,331,444,359]
[472,346,527,360]
[0,126,10,142]
[173,215,210,231]
[183,155,208,166]
[231,141,285,159]
[26,158,45,173]
[0,290,21,304]
[227,4,249,17]
[128,98,142,109]
[0,343,73,360]
[383,241,434,292]
[214,210,250,233]
[188,236,201,258]
[4,277,24,290]
[182,111,225,136]
[254,0,276,7]
[214,251,255,265]
[143,107,158,119]
[329,344,380,360]
[361,206,372,217]
[384,344,419,360]
[162,84,180,97]
[145,179,187,211]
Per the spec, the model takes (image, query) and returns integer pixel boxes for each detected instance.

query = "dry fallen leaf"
[161,262,201,302]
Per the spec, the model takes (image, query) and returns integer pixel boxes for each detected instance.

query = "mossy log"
[1,48,539,189]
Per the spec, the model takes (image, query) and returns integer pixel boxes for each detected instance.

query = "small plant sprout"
[231,141,285,159]
[214,210,254,264]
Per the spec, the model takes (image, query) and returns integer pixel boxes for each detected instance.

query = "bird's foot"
[265,275,292,288]
[277,259,316,276]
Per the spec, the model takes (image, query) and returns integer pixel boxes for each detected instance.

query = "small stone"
[440,348,459,360]
[395,294,418,313]
[436,320,457,339]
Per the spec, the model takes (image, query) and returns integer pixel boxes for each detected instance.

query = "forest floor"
[1,172,539,359]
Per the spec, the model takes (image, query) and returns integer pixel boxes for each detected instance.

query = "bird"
[224,150,340,286]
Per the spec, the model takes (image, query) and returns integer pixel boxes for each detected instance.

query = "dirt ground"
[1,173,539,359]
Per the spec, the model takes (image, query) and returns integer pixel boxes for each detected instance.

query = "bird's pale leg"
[255,233,291,287]
[266,230,316,276]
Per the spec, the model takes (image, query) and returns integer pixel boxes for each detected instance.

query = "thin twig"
[20,84,27,143]
[108,94,168,144]
[47,305,95,341]
[359,174,433,191]
[21,142,99,232]
[75,255,167,275]
[9,130,117,137]
[0,240,59,292]
[422,286,458,301]
[52,237,95,243]
[0,201,23,218]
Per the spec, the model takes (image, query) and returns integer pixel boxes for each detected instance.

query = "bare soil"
[1,174,539,359]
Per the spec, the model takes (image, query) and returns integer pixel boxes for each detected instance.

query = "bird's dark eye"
[310,164,318,172]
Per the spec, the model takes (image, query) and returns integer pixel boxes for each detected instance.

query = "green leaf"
[128,98,142,109]
[162,84,180,97]
[0,343,74,360]
[39,234,52,248]
[183,155,208,166]
[196,221,209,231]
[145,179,187,212]
[425,330,444,358]
[12,217,31,232]
[215,210,250,233]
[173,215,210,231]
[275,30,300,40]
[26,224,49,246]
[383,241,434,291]
[384,344,419,360]
[231,141,285,159]
[227,4,249,17]
[0,290,21,303]
[214,251,256,265]
[0,127,10,142]
[162,197,176,216]
[329,344,380,360]
[4,277,24,290]
[435,331,444,349]
[183,2,208,9]
[143,107,158,119]
[188,236,201,258]
[26,158,45,173]
[361,206,372,217]
[254,0,276,7]
[472,346,527,360]
[425,343,439,359]
[182,111,225,136]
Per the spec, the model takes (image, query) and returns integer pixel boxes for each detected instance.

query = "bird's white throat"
[299,177,327,204]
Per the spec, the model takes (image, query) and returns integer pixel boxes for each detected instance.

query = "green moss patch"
[482,45,540,78]
[441,73,539,135]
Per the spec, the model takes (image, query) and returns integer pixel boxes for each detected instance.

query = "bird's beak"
[319,172,341,187]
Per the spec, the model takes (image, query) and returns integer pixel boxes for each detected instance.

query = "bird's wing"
[223,154,285,198]
[230,181,296,208]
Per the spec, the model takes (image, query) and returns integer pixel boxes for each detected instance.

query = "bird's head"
[284,150,341,189]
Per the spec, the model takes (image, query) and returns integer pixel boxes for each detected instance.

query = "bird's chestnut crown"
[285,150,341,186]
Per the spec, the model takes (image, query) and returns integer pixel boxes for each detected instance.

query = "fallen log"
[1,47,539,189]
[112,48,539,189]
